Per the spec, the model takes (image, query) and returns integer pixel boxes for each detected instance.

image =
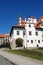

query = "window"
[38,40,40,43]
[29,31,32,35]
[36,32,38,35]
[29,25,31,27]
[23,31,25,35]
[37,44,39,47]
[31,40,33,43]
[42,35,43,37]
[35,40,36,42]
[27,40,29,42]
[42,40,43,41]
[1,40,2,42]
[17,31,19,35]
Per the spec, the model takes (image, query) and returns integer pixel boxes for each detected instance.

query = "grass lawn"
[4,48,43,60]
[38,47,43,51]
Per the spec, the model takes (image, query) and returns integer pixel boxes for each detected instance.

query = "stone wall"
[10,39,16,49]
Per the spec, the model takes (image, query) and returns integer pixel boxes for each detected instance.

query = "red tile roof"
[21,20,26,24]
[0,34,6,38]
[18,20,26,27]
[0,34,9,38]
[34,16,43,28]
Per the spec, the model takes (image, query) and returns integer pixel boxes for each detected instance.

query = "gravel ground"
[0,49,43,65]
[0,55,15,65]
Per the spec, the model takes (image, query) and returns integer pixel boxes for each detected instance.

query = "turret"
[18,16,21,25]
[33,17,37,23]
[27,17,33,23]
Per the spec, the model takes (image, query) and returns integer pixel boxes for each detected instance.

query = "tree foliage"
[16,38,23,47]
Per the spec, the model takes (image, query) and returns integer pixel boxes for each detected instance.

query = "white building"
[0,34,10,46]
[10,16,43,49]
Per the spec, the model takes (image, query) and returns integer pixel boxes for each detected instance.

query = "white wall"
[13,29,24,39]
[10,28,25,47]
[25,23,43,47]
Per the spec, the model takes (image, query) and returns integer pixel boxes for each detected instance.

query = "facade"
[0,34,10,46]
[3,34,10,43]
[10,16,43,49]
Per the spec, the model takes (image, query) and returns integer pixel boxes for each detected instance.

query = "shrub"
[16,38,23,47]
[38,47,43,49]
[0,42,11,49]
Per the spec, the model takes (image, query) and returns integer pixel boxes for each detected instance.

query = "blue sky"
[0,0,43,34]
